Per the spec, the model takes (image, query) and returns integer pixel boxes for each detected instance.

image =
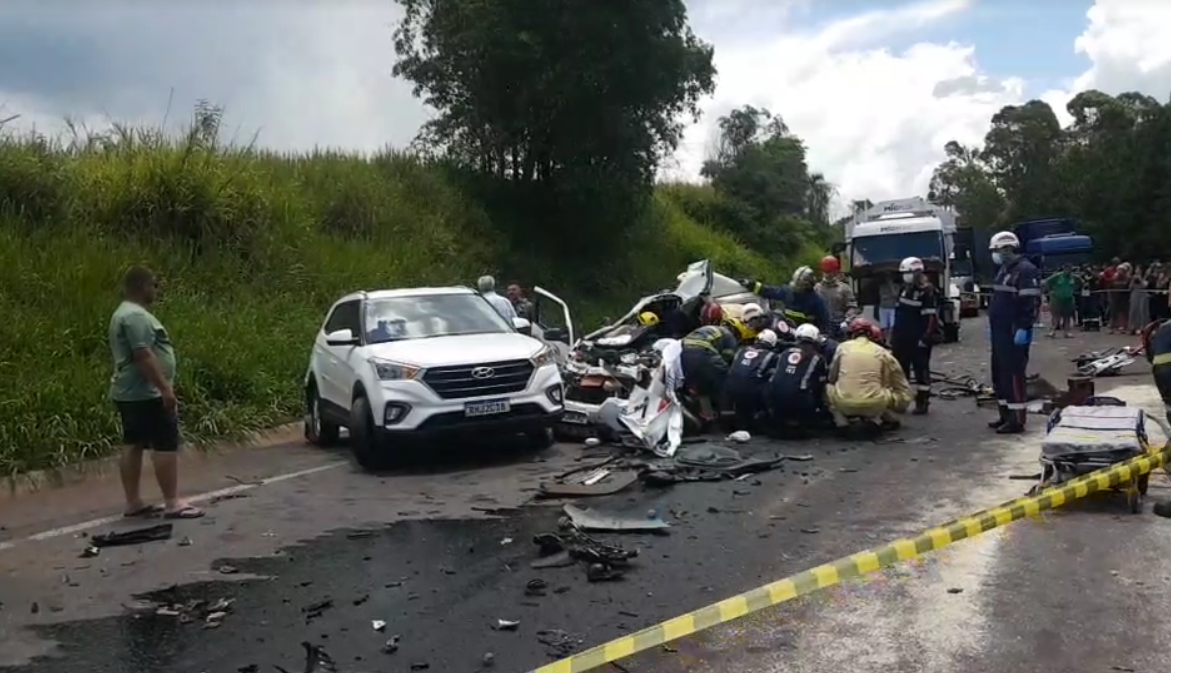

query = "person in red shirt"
[1099,258,1120,325]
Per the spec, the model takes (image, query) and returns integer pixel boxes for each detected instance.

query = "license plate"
[464,399,510,417]
[562,411,589,425]
[580,376,606,389]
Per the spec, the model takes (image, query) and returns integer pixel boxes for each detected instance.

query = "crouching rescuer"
[724,329,780,431]
[765,323,830,437]
[680,301,738,423]
[893,257,941,415]
[986,230,1041,434]
[826,319,912,433]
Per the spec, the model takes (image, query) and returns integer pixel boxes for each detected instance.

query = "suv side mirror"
[325,329,359,346]
[543,327,568,343]
[512,317,532,334]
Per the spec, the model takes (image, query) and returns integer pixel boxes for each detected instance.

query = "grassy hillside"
[0,123,811,474]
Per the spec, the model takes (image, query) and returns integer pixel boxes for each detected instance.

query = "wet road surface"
[0,320,1170,673]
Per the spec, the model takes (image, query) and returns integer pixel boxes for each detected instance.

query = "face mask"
[902,273,915,284]
[991,253,1004,266]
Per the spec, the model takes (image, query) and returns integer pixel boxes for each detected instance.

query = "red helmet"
[848,318,877,340]
[820,255,841,274]
[700,300,724,326]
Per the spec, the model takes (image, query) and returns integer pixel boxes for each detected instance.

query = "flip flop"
[123,504,163,518]
[163,506,206,520]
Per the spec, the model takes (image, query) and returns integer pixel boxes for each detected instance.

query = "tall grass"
[0,112,798,474]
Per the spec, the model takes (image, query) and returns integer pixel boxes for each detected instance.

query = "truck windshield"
[851,231,944,268]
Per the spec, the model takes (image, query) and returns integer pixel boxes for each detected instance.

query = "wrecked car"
[555,260,765,439]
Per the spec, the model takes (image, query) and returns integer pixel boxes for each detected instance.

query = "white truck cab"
[840,196,961,341]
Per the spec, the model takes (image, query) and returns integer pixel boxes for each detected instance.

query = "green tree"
[391,0,715,191]
[698,105,832,259]
[928,90,1169,261]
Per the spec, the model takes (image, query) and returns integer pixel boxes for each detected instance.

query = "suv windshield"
[363,293,511,344]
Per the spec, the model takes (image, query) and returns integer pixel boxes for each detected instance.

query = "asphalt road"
[0,318,1170,673]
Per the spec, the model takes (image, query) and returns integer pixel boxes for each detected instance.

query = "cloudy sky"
[0,0,1170,206]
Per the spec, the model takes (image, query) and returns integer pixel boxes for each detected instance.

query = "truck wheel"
[304,383,341,447]
[349,394,384,471]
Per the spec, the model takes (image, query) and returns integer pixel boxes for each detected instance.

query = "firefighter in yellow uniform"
[825,318,912,433]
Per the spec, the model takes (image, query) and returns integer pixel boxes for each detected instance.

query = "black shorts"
[115,398,181,452]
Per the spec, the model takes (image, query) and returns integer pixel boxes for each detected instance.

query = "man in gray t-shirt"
[108,266,204,520]
[878,275,901,343]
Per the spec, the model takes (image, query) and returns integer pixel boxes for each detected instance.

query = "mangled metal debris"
[562,504,669,534]
[531,516,639,582]
[90,523,173,548]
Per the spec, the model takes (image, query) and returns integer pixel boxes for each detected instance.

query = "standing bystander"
[108,266,204,519]
[506,282,535,322]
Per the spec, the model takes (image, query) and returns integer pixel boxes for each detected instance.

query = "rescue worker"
[764,323,830,437]
[816,256,857,331]
[826,319,912,435]
[985,231,1041,434]
[724,329,780,431]
[1140,268,1178,518]
[892,257,942,415]
[740,267,834,335]
[679,301,738,422]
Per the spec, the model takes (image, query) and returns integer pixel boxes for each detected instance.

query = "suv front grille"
[422,359,535,400]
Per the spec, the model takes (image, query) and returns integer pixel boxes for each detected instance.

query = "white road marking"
[0,460,349,552]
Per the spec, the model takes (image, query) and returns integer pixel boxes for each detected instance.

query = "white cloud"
[667,0,1171,207]
[0,0,1170,210]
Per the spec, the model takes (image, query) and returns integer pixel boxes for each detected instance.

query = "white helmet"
[741,302,765,322]
[988,231,1020,251]
[899,256,924,273]
[756,329,778,346]
[795,323,821,343]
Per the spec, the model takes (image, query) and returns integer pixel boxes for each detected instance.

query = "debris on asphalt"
[786,454,815,462]
[371,619,387,632]
[30,602,39,614]
[500,537,514,546]
[471,506,518,517]
[218,565,240,575]
[208,492,252,506]
[410,662,430,672]
[482,652,495,667]
[537,628,583,658]
[639,443,785,487]
[533,516,639,582]
[178,536,194,547]
[382,635,400,655]
[538,469,640,498]
[80,546,100,558]
[301,598,333,620]
[90,523,173,548]
[525,578,549,596]
[563,504,670,534]
[726,430,752,443]
[947,587,964,594]
[493,618,520,631]
[345,530,376,540]
[300,641,337,672]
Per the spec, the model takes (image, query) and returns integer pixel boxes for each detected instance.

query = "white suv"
[303,287,567,469]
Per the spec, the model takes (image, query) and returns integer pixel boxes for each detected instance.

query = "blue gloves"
[1013,328,1032,346]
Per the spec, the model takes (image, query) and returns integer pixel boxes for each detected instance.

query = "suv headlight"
[531,346,557,368]
[370,359,421,381]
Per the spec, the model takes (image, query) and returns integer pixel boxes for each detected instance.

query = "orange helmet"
[848,318,877,340]
[700,300,724,326]
[820,255,841,275]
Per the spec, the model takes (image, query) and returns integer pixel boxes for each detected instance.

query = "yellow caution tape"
[535,443,1170,673]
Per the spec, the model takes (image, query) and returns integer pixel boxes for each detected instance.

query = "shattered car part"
[90,523,173,548]
[640,442,785,486]
[558,260,764,437]
[563,504,670,534]
[1073,346,1143,377]
[537,469,640,498]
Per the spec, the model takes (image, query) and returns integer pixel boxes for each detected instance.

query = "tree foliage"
[696,105,834,261]
[928,90,1169,260]
[391,0,715,193]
